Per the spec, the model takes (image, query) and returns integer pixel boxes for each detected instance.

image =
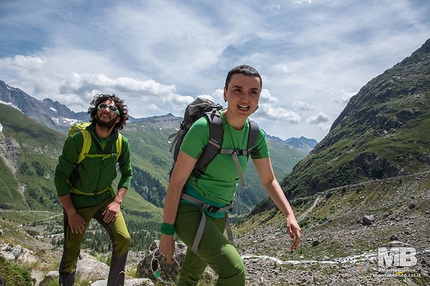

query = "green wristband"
[160,222,175,236]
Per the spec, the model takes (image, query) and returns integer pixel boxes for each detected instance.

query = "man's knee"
[114,233,130,257]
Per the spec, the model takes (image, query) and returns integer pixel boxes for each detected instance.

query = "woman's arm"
[253,157,301,250]
[159,150,197,263]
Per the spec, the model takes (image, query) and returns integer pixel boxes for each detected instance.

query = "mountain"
[0,80,317,151]
[0,80,183,134]
[284,136,318,153]
[252,38,430,213]
[0,81,88,134]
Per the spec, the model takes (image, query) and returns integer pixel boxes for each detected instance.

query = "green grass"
[0,255,35,286]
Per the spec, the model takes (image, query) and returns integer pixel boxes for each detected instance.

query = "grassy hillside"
[0,104,64,211]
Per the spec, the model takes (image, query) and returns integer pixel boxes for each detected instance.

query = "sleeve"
[250,127,270,159]
[54,133,83,197]
[180,116,210,159]
[117,135,133,189]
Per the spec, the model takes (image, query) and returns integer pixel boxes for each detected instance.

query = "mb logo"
[378,241,417,267]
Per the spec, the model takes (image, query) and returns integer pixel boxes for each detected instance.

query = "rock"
[136,241,185,283]
[39,256,111,285]
[11,244,22,257]
[390,234,398,241]
[363,215,375,225]
[1,252,15,261]
[135,240,218,284]
[39,271,58,286]
[312,240,320,247]
[409,203,416,209]
[76,258,110,282]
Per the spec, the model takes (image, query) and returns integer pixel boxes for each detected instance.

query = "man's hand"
[102,201,121,223]
[67,209,86,234]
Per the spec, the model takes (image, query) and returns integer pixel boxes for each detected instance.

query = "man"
[54,94,133,286]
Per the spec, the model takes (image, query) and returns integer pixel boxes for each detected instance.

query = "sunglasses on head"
[97,103,120,115]
[151,248,181,285]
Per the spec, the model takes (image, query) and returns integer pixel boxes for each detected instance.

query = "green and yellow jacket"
[54,123,132,208]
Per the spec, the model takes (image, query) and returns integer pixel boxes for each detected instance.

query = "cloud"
[306,112,330,124]
[260,89,279,103]
[292,101,314,111]
[0,0,429,141]
[293,0,312,4]
[0,55,46,70]
[257,104,301,123]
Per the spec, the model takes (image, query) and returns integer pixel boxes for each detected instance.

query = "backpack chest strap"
[219,149,249,189]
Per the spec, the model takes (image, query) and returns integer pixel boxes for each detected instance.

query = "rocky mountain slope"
[234,170,430,285]
[273,38,430,201]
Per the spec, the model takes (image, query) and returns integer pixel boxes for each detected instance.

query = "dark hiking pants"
[59,198,130,286]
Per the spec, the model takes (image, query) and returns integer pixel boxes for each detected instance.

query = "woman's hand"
[159,234,176,264]
[286,214,301,250]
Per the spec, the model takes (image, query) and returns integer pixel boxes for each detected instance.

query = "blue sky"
[1,0,429,141]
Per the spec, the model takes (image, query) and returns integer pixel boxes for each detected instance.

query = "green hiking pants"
[59,197,130,286]
[175,203,246,286]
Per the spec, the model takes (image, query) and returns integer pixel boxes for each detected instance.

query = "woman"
[159,65,301,285]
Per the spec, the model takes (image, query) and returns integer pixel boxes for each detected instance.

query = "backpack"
[167,97,260,252]
[167,96,260,189]
[68,121,123,164]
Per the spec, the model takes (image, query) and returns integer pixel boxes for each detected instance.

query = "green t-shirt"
[180,113,269,215]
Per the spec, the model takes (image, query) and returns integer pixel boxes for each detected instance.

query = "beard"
[95,115,117,131]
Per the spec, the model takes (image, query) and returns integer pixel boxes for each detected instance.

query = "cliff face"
[274,38,430,200]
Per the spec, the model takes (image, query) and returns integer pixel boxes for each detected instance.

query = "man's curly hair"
[88,94,129,130]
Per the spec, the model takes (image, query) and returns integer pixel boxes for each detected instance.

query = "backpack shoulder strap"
[217,119,260,189]
[116,133,123,160]
[77,130,92,164]
[246,120,259,154]
[195,111,223,170]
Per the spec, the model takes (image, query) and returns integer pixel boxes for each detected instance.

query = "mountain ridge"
[0,79,318,151]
